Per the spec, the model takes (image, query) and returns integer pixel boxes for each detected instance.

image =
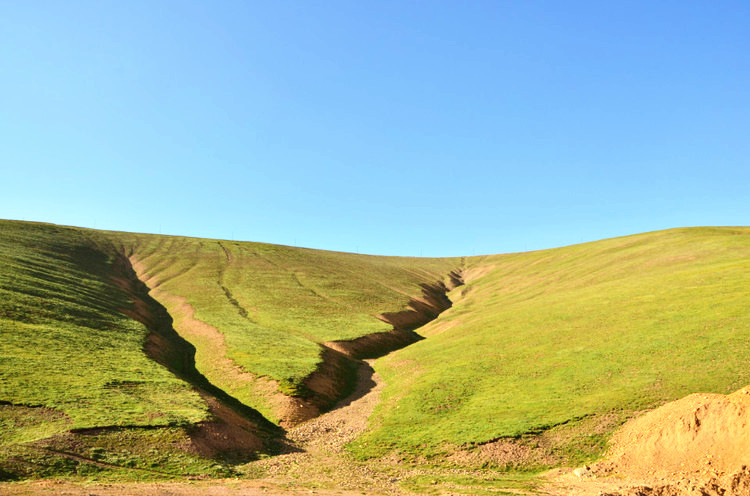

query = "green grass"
[0,221,207,433]
[0,219,460,478]
[0,220,216,480]
[354,227,750,461]
[0,424,235,481]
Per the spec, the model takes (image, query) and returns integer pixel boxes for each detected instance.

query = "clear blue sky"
[1,1,748,256]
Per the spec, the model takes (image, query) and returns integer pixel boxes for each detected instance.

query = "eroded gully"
[116,240,465,461]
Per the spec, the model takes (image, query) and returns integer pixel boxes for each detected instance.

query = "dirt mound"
[601,386,750,479]
[598,467,750,496]
[579,386,750,496]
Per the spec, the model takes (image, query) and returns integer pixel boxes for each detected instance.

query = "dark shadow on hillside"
[333,361,377,411]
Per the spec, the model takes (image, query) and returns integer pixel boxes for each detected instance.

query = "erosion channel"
[120,249,465,465]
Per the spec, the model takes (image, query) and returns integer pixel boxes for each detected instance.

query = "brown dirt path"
[0,479,366,496]
[253,360,402,494]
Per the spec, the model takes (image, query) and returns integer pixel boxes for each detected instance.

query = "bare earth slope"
[549,385,750,495]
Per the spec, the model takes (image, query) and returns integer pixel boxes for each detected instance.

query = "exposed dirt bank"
[284,347,356,427]
[377,271,463,332]
[291,269,465,427]
[326,272,467,360]
[546,385,750,496]
[548,466,750,496]
[602,386,750,478]
[256,360,397,493]
[324,329,423,359]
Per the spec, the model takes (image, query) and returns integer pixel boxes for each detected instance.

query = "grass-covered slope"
[106,232,460,420]
[4,220,749,483]
[0,220,460,479]
[0,221,234,480]
[357,227,750,462]
[0,220,207,433]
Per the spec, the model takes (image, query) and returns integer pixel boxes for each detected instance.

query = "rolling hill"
[1,220,749,493]
[0,219,461,479]
[355,227,750,467]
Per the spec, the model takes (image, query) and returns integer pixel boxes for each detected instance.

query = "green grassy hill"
[1,221,749,485]
[106,231,461,423]
[355,227,750,467]
[0,221,210,431]
[0,220,460,479]
[0,221,217,479]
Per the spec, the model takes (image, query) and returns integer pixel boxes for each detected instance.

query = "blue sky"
[1,1,748,256]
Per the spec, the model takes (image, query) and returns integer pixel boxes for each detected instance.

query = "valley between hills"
[1,219,749,495]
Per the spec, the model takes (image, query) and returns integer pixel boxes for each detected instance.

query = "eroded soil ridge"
[376,270,463,332]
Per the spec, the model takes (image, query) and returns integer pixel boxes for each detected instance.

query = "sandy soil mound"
[573,386,750,496]
[602,386,750,479]
[596,467,750,496]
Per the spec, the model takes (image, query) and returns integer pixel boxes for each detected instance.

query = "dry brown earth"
[253,359,402,494]
[545,385,750,495]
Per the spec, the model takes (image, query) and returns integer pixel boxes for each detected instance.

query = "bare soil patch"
[255,360,400,494]
[0,479,367,495]
[323,329,422,359]
[545,385,750,496]
[601,387,750,479]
